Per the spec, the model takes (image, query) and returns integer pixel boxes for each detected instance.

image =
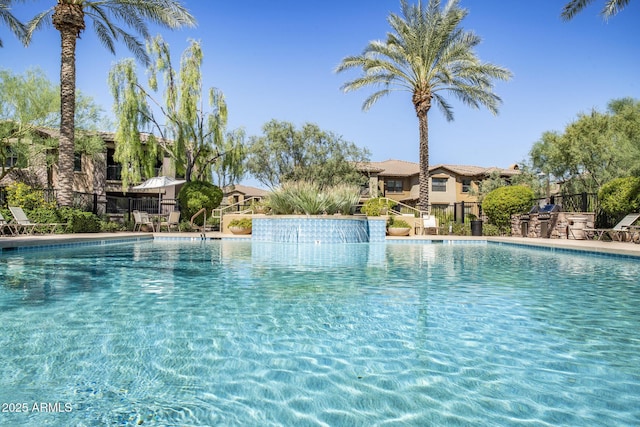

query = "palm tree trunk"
[417,111,430,212]
[53,4,84,207]
[56,28,76,206]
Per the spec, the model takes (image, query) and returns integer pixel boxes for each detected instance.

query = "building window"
[462,179,472,193]
[74,153,82,172]
[432,178,447,192]
[4,148,19,168]
[385,179,403,193]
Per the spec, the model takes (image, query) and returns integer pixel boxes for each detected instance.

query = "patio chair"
[584,212,640,242]
[159,211,180,232]
[8,206,66,235]
[421,215,439,235]
[7,206,39,235]
[0,212,15,236]
[133,210,155,232]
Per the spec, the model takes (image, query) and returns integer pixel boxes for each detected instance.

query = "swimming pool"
[0,240,639,426]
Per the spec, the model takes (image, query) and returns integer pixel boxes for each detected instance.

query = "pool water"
[0,241,639,426]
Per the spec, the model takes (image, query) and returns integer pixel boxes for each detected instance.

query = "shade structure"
[132,176,186,213]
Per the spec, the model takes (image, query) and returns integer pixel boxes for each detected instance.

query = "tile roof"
[360,159,519,178]
[223,184,269,197]
[365,159,420,176]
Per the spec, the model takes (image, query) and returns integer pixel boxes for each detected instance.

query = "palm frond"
[114,0,196,29]
[105,3,151,39]
[431,92,454,121]
[92,20,117,55]
[362,89,392,112]
[24,8,53,46]
[602,0,630,18]
[561,0,595,20]
[117,28,150,65]
[0,2,27,46]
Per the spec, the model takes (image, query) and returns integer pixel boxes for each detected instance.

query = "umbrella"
[132,176,186,214]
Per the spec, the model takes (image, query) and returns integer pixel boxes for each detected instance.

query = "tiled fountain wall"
[252,216,387,243]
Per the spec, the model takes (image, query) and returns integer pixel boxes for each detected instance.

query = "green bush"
[177,181,223,226]
[26,207,65,224]
[598,177,640,218]
[481,223,502,236]
[178,221,194,232]
[327,183,361,214]
[451,222,470,236]
[7,205,101,233]
[388,217,411,228]
[57,207,101,233]
[5,182,56,210]
[228,218,252,228]
[361,197,397,216]
[100,220,124,232]
[482,185,535,230]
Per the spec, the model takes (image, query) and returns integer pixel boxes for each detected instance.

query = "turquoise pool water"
[0,241,639,426]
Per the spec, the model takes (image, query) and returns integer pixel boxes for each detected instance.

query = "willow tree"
[336,0,511,211]
[0,0,26,47]
[212,128,247,188]
[0,68,58,181]
[108,36,232,189]
[24,0,195,206]
[0,68,106,186]
[561,0,631,20]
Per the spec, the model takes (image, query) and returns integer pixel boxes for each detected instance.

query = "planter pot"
[470,220,483,236]
[229,226,252,235]
[387,227,411,236]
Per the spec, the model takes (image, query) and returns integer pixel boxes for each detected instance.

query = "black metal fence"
[0,187,178,219]
[0,186,617,228]
[539,192,614,228]
[105,194,178,217]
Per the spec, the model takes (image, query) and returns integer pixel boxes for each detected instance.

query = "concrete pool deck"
[0,231,639,258]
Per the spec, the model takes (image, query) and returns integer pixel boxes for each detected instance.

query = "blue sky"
[1,1,639,185]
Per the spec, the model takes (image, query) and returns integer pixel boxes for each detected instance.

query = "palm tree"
[336,0,511,211]
[24,1,196,206]
[0,0,26,47]
[561,0,631,20]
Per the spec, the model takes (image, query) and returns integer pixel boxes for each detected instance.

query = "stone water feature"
[250,215,387,243]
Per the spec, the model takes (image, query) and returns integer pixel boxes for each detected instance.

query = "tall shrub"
[177,181,223,225]
[5,182,56,210]
[483,185,535,231]
[360,197,397,216]
[598,177,640,218]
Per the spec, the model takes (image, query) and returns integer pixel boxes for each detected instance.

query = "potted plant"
[228,218,252,234]
[387,217,412,236]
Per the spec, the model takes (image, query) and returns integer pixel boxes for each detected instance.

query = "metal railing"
[536,192,614,227]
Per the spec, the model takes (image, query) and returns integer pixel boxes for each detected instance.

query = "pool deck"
[1,232,639,258]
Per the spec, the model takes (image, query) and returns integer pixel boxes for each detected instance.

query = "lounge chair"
[0,212,15,236]
[584,212,640,242]
[421,215,439,235]
[8,206,66,235]
[159,211,180,232]
[133,210,155,232]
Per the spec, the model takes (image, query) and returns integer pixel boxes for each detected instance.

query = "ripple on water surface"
[0,241,639,426]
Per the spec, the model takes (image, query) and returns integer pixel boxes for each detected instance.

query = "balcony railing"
[107,165,165,182]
